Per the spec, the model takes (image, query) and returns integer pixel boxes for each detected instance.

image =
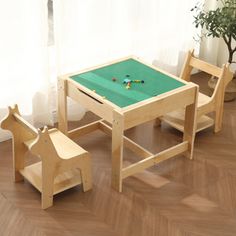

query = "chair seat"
[161,109,214,133]
[198,92,211,107]
[24,128,87,159]
[19,162,82,195]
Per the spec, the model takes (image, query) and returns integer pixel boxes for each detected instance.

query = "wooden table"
[58,56,198,192]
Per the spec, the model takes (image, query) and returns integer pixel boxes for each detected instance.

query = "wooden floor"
[1,74,236,236]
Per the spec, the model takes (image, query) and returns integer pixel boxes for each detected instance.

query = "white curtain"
[133,0,200,75]
[199,0,220,65]
[0,0,52,142]
[0,0,201,142]
[53,0,200,76]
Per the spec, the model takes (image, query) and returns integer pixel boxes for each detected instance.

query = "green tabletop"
[70,59,185,108]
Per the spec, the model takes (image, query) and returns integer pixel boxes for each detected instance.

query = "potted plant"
[192,0,236,101]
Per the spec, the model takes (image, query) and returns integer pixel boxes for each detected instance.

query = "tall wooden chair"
[1,105,92,209]
[159,50,233,133]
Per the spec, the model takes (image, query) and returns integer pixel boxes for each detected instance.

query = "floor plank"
[0,74,236,235]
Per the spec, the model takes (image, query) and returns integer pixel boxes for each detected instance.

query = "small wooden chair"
[1,105,92,209]
[158,50,233,133]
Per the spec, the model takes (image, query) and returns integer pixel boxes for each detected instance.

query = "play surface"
[70,59,185,108]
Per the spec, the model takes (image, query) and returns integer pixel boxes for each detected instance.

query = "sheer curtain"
[0,0,52,142]
[53,0,200,77]
[133,0,200,75]
[199,0,220,65]
[0,0,201,142]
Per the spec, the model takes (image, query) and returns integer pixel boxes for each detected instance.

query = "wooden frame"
[1,105,92,209]
[58,56,199,192]
[160,50,233,133]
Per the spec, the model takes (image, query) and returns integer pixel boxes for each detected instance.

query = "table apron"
[122,85,197,130]
[67,82,114,123]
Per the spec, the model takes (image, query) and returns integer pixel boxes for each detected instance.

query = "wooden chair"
[158,50,233,133]
[1,105,92,209]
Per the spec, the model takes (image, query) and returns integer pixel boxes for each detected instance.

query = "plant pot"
[208,76,236,102]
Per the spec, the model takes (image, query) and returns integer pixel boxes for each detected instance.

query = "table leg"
[111,110,124,192]
[58,78,68,135]
[183,85,198,159]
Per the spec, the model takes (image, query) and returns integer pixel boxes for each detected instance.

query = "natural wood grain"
[161,50,234,134]
[111,110,124,192]
[1,106,92,209]
[57,77,68,135]
[1,75,236,235]
[59,57,198,192]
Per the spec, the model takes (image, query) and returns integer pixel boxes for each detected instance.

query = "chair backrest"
[1,105,38,142]
[1,105,59,163]
[29,127,59,163]
[180,50,233,102]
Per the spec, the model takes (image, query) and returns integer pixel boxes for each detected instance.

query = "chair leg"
[80,155,92,192]
[41,173,54,209]
[214,109,223,133]
[214,86,225,133]
[154,118,162,127]
[13,142,26,182]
